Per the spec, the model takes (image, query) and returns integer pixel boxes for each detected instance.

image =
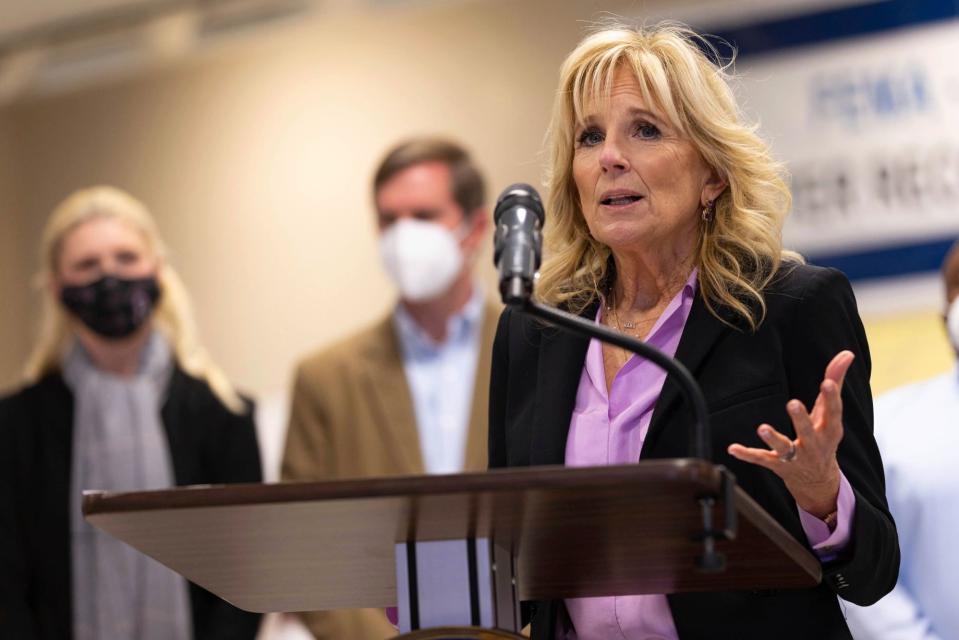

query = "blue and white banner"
[711,1,959,280]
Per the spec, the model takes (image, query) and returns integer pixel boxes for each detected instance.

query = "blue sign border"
[806,237,955,281]
[708,0,959,59]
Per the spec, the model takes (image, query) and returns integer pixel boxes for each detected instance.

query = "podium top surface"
[84,460,821,613]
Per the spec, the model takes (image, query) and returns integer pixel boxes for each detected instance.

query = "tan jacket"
[281,302,500,639]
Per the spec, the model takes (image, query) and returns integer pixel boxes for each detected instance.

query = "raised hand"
[727,350,855,518]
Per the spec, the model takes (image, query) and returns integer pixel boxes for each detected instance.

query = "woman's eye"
[635,122,661,139]
[117,251,141,265]
[577,129,604,147]
[74,258,99,272]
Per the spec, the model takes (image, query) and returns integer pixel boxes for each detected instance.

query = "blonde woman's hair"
[24,185,246,414]
[537,22,802,330]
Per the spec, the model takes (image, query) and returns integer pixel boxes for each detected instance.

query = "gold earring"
[702,199,715,223]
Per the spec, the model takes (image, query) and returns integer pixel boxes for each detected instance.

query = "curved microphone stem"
[520,299,730,572]
[522,300,711,462]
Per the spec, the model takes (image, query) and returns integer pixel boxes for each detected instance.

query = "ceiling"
[0,0,879,43]
[0,0,879,103]
[0,0,322,102]
[0,0,164,42]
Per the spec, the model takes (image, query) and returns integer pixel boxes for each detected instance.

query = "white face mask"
[947,296,959,353]
[378,219,465,302]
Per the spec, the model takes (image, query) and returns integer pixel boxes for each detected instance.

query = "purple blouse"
[561,270,856,640]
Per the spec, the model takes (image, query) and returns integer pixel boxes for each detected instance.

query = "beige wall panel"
[864,312,954,396]
[0,112,28,393]
[4,0,642,400]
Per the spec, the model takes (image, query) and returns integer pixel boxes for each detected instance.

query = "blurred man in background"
[280,137,498,639]
[845,239,959,640]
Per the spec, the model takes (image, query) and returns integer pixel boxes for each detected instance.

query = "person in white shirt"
[844,239,959,640]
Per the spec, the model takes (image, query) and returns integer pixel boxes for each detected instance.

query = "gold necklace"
[602,299,635,369]
[605,290,656,340]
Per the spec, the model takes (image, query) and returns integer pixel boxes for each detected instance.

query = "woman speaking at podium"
[488,23,898,640]
[0,186,262,639]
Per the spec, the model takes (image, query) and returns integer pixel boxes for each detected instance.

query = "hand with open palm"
[728,350,855,518]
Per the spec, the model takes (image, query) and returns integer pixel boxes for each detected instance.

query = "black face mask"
[59,275,161,339]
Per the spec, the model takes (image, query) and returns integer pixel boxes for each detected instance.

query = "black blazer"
[0,367,263,640]
[489,264,899,640]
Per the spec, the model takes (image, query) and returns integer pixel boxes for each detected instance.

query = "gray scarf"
[64,332,192,640]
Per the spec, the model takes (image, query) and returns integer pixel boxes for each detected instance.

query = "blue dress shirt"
[392,288,484,475]
[845,365,959,640]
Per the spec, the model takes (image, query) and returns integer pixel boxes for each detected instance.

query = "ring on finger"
[779,441,797,462]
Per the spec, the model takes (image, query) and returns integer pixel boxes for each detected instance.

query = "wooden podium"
[83,460,820,637]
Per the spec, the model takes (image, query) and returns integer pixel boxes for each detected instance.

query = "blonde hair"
[24,185,246,414]
[537,22,802,329]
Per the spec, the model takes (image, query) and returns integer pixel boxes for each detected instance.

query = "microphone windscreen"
[494,183,545,224]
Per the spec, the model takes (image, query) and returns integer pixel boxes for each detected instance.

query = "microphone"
[493,183,545,305]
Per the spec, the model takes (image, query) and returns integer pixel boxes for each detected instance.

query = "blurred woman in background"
[0,186,262,640]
